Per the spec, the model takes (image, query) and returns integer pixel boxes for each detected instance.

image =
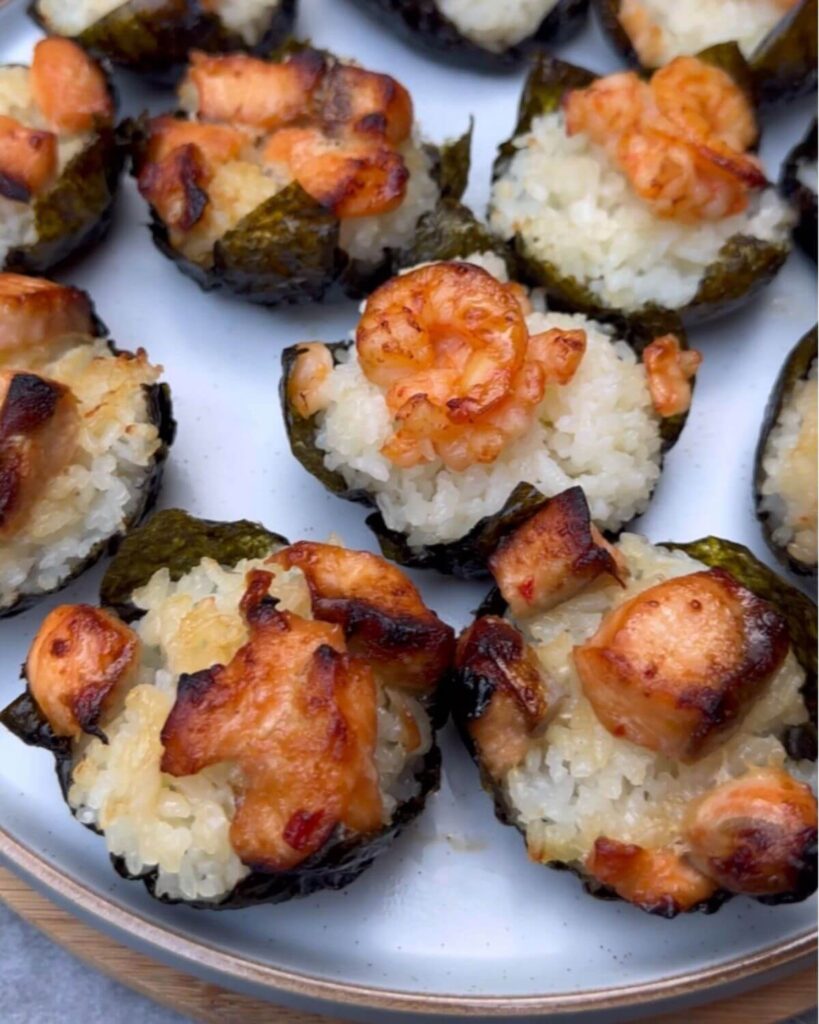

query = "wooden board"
[0,865,815,1024]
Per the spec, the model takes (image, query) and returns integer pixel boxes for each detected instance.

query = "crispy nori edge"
[1,509,445,910]
[344,0,588,70]
[491,51,790,325]
[0,327,176,619]
[780,120,818,262]
[280,246,693,579]
[30,0,298,84]
[594,0,817,104]
[126,92,473,306]
[452,532,818,915]
[754,327,818,577]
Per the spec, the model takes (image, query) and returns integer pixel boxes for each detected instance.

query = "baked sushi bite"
[454,488,818,916]
[348,0,588,69]
[0,39,120,274]
[595,0,817,104]
[756,327,817,575]
[1,510,454,907]
[490,53,794,323]
[129,47,471,305]
[781,119,817,261]
[282,252,701,578]
[0,274,174,617]
[30,0,297,82]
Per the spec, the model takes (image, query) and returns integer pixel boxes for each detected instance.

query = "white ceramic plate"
[0,1,816,1019]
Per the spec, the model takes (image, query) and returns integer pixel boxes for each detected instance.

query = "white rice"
[621,0,791,65]
[435,0,558,52]
[490,111,793,313]
[312,252,663,547]
[0,337,163,610]
[35,0,281,43]
[759,360,818,568]
[67,553,432,902]
[0,67,93,268]
[502,533,812,867]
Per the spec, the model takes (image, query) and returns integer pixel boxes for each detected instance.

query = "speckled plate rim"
[1,828,816,1017]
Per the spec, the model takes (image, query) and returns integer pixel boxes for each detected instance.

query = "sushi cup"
[594,0,817,105]
[127,45,472,307]
[489,48,794,324]
[0,39,121,275]
[453,487,818,917]
[30,0,298,84]
[1,509,454,909]
[0,273,174,617]
[780,119,817,262]
[346,0,589,70]
[755,326,817,576]
[281,224,701,579]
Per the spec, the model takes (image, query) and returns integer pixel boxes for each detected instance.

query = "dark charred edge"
[491,52,790,325]
[30,0,298,86]
[345,0,588,71]
[280,306,692,579]
[754,327,818,577]
[780,120,817,262]
[0,350,175,620]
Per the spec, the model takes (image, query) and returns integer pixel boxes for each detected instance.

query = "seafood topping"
[564,57,765,222]
[684,768,818,896]
[456,616,551,780]
[642,334,702,417]
[140,49,414,227]
[287,342,335,418]
[574,568,790,761]
[489,486,628,618]
[0,274,94,359]
[0,370,79,538]
[160,569,383,871]
[356,262,588,471]
[587,838,717,916]
[269,542,455,691]
[27,605,140,739]
[0,116,57,202]
[30,38,113,135]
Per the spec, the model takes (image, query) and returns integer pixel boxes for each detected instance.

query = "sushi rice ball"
[0,39,119,275]
[31,0,298,81]
[282,254,701,577]
[454,488,818,916]
[490,54,794,320]
[2,511,454,907]
[130,47,467,305]
[0,273,174,616]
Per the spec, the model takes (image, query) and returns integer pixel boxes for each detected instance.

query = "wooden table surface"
[0,866,815,1024]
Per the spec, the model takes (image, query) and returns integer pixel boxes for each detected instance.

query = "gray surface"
[0,900,190,1023]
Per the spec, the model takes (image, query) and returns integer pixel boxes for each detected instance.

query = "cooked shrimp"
[27,604,140,739]
[0,274,94,361]
[564,71,651,145]
[0,370,80,537]
[262,127,408,217]
[0,116,57,200]
[287,342,334,418]
[617,0,667,67]
[320,64,413,145]
[184,50,325,129]
[30,38,112,134]
[642,333,702,417]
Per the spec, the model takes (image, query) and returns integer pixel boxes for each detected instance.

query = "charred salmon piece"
[0,115,58,201]
[320,64,413,145]
[0,273,94,359]
[0,370,80,538]
[27,604,141,739]
[137,144,210,232]
[684,768,818,896]
[573,568,790,762]
[489,486,627,618]
[144,117,248,167]
[30,38,113,135]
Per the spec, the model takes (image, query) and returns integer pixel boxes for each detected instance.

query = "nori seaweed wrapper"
[30,0,298,84]
[781,120,818,262]
[281,246,694,579]
[594,0,817,104]
[1,509,446,910]
[491,50,790,325]
[345,0,588,69]
[754,326,818,576]
[453,527,817,914]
